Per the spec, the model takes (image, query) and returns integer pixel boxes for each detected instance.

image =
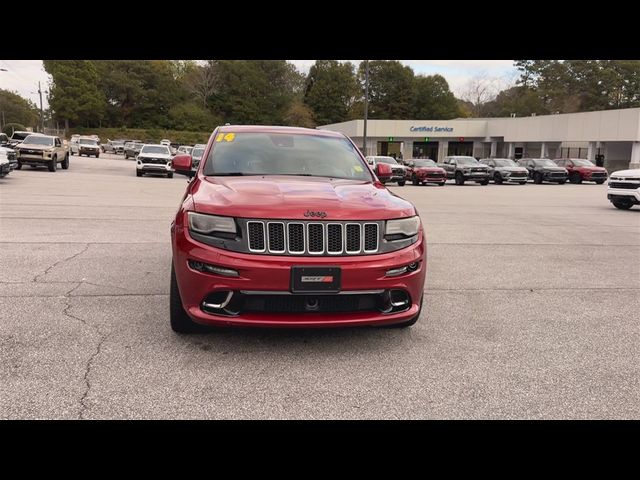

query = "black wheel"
[48,156,57,172]
[412,176,419,186]
[397,180,406,186]
[612,200,633,210]
[558,180,566,185]
[30,165,37,168]
[480,179,489,185]
[569,172,582,184]
[455,171,465,185]
[519,181,527,185]
[95,153,99,158]
[534,172,543,184]
[125,154,129,159]
[439,182,445,186]
[384,295,423,329]
[61,154,69,169]
[136,170,143,177]
[494,173,503,184]
[16,162,22,170]
[170,263,206,333]
[167,172,174,179]
[595,180,605,185]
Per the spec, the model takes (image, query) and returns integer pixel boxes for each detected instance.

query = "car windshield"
[494,159,518,167]
[571,159,595,166]
[203,132,373,181]
[141,145,171,155]
[192,147,205,159]
[534,159,558,167]
[113,141,124,146]
[79,139,97,145]
[455,157,478,165]
[12,132,31,141]
[134,143,144,148]
[412,159,437,167]
[23,135,54,146]
[375,157,398,165]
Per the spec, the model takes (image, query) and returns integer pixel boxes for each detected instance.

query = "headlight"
[188,212,237,235]
[385,216,420,237]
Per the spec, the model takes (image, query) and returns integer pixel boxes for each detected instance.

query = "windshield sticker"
[216,133,236,142]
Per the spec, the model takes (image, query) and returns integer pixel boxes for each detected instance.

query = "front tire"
[167,172,174,179]
[570,172,582,184]
[595,180,605,185]
[61,154,69,170]
[439,182,445,186]
[397,180,406,186]
[48,156,57,172]
[494,173,503,184]
[612,200,633,210]
[519,181,527,185]
[136,170,143,177]
[455,171,465,185]
[480,179,489,185]
[534,172,543,184]
[412,176,419,186]
[558,180,566,185]
[170,263,206,333]
[16,162,22,170]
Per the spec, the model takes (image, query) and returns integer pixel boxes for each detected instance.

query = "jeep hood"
[191,175,416,220]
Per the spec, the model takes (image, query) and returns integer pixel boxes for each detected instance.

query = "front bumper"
[416,173,446,183]
[79,148,99,155]
[172,225,426,328]
[137,162,172,172]
[543,173,567,182]
[608,188,640,204]
[463,172,490,181]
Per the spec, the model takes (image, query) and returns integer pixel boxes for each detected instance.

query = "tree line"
[3,60,640,136]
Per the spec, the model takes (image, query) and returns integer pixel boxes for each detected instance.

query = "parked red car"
[554,158,608,184]
[169,126,426,332]
[406,158,447,186]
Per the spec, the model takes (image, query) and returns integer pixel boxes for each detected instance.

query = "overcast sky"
[1,60,517,110]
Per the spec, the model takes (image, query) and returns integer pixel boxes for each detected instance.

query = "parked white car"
[70,136,100,157]
[607,169,640,210]
[136,144,174,178]
[0,149,11,178]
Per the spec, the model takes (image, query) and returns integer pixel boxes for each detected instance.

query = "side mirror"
[172,154,194,177]
[375,162,392,182]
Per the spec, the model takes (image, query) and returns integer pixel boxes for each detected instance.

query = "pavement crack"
[78,331,109,420]
[60,282,108,420]
[33,243,91,283]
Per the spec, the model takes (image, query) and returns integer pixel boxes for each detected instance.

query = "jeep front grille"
[246,220,380,255]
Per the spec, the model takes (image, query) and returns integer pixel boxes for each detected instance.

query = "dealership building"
[319,107,640,171]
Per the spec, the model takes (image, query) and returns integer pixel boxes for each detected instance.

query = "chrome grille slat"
[244,220,380,255]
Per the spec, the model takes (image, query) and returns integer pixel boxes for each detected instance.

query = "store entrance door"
[412,141,439,160]
[447,142,474,156]
[377,141,402,159]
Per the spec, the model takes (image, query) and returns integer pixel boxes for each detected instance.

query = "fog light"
[385,266,408,277]
[407,262,419,272]
[188,260,239,277]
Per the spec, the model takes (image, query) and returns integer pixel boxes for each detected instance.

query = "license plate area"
[291,266,341,293]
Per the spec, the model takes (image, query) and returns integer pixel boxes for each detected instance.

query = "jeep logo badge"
[304,210,327,218]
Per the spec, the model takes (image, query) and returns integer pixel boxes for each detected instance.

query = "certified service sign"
[410,126,454,132]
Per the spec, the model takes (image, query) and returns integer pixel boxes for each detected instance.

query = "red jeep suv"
[169,126,426,332]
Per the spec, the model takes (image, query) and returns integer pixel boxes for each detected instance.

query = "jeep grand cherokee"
[169,126,426,332]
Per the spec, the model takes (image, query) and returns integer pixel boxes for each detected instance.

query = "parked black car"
[517,158,568,184]
[440,155,490,185]
[480,158,529,184]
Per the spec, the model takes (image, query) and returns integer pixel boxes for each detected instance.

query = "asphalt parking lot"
[1,153,639,419]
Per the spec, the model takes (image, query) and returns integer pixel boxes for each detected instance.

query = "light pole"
[363,60,369,156]
[38,81,44,133]
[0,68,7,131]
